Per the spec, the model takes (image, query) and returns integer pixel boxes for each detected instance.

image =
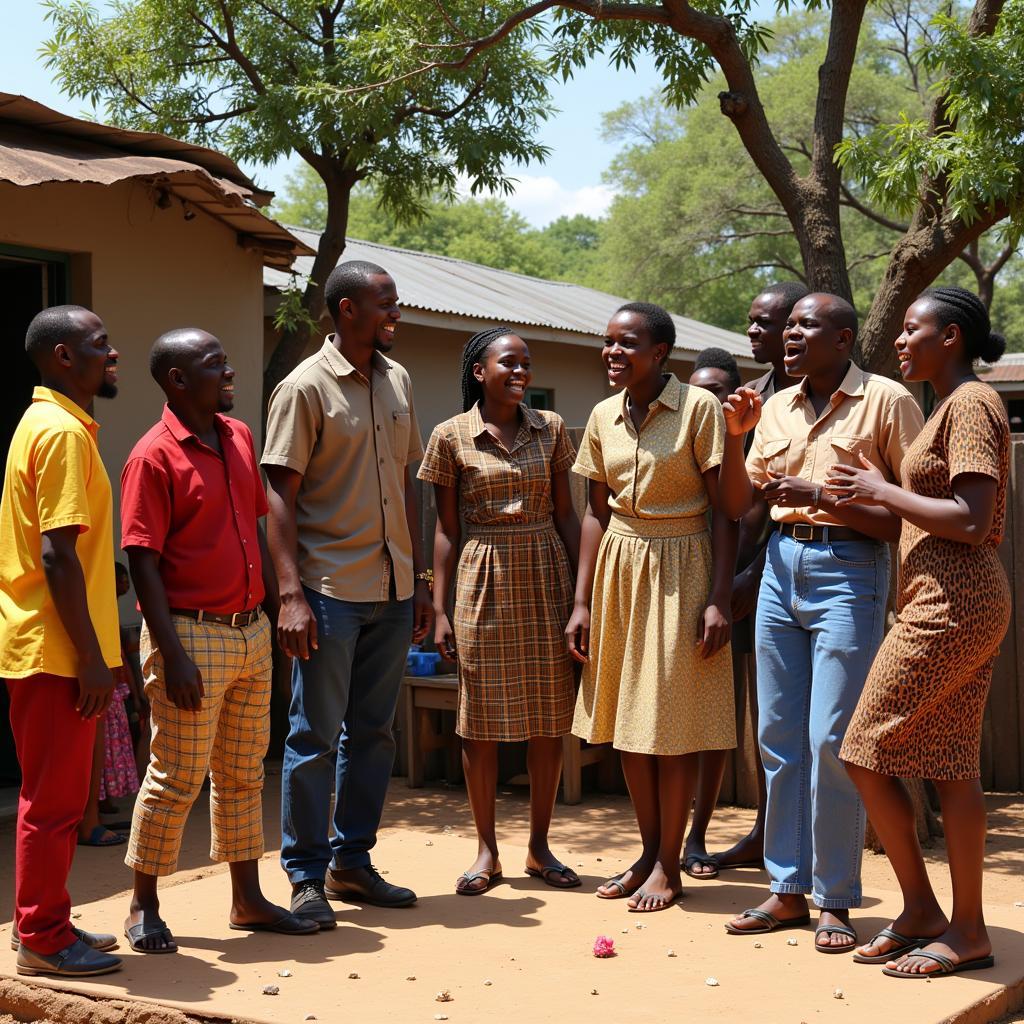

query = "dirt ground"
[0,774,1022,1024]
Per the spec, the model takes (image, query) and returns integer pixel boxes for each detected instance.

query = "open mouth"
[380,322,397,337]
[507,380,526,392]
[104,365,118,382]
[606,360,629,374]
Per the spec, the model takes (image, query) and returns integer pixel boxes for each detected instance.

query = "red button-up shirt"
[120,406,268,614]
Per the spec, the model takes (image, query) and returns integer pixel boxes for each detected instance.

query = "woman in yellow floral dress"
[566,302,737,912]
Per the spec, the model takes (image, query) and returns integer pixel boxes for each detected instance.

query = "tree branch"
[838,181,909,233]
[394,66,491,124]
[725,206,790,218]
[251,1,320,45]
[680,259,808,291]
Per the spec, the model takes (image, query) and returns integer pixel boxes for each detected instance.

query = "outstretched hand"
[722,387,762,437]
[824,452,890,507]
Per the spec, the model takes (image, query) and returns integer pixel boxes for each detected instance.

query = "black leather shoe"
[16,938,121,977]
[290,879,337,930]
[12,924,118,953]
[325,864,417,907]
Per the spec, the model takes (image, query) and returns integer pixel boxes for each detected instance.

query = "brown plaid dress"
[419,404,577,741]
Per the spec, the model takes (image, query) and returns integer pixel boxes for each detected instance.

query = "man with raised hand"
[1,305,122,978]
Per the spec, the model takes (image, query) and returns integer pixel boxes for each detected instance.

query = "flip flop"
[77,826,126,847]
[525,863,582,889]
[882,949,995,979]
[853,927,926,965]
[627,889,683,913]
[229,914,319,935]
[595,874,639,900]
[124,920,178,954]
[455,869,502,896]
[815,922,858,954]
[682,854,720,880]
[724,908,811,935]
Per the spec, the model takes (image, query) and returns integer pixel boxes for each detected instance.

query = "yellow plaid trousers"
[126,612,272,876]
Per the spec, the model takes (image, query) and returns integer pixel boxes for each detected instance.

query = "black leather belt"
[170,605,262,627]
[777,523,875,544]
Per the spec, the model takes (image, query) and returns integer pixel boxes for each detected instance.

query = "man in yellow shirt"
[0,305,123,978]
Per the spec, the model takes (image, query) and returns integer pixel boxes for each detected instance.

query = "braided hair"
[919,286,1006,363]
[460,326,516,412]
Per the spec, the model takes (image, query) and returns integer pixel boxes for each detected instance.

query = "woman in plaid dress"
[419,328,581,896]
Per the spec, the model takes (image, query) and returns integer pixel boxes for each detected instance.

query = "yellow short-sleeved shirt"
[0,387,121,679]
[573,373,725,519]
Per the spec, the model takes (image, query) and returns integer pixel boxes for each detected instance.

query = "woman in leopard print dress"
[825,287,1010,981]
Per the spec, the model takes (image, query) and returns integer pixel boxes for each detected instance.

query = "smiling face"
[602,311,668,390]
[340,273,401,352]
[747,293,792,365]
[894,298,960,382]
[782,295,852,378]
[474,334,532,407]
[167,333,234,414]
[58,310,119,400]
[688,366,734,405]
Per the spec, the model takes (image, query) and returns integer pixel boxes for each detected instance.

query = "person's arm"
[701,468,737,659]
[126,546,204,712]
[551,468,581,575]
[264,464,318,660]
[732,497,770,623]
[257,522,279,625]
[41,526,115,718]
[719,387,762,520]
[431,483,460,661]
[565,479,610,663]
[825,454,997,545]
[405,466,434,645]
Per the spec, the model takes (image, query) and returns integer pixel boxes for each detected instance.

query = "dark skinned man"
[718,294,923,952]
[263,261,433,928]
[119,329,317,953]
[1,305,122,978]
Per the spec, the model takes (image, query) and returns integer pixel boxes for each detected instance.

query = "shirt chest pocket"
[762,437,792,476]
[828,434,872,472]
[390,410,412,463]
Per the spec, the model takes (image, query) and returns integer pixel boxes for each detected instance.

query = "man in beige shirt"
[263,261,433,928]
[718,293,924,952]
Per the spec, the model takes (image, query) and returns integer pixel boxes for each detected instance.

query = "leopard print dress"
[841,381,1011,781]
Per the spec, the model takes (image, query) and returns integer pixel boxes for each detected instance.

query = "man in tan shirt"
[718,293,923,952]
[263,261,433,928]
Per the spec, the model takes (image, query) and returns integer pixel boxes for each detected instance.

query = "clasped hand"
[824,452,888,506]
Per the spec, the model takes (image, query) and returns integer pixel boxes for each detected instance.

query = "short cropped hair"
[25,305,92,365]
[694,346,741,392]
[616,301,675,362]
[759,281,809,310]
[324,260,390,319]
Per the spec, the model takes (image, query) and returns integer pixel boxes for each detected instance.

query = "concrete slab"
[1,784,1022,1024]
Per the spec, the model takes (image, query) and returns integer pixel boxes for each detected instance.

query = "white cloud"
[458,173,617,227]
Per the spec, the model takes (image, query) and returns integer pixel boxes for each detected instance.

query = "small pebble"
[436,990,453,1002]
[426,840,434,847]
[406,976,417,981]
[635,923,646,930]
[262,985,279,996]
[667,949,677,958]
[483,979,493,986]
[348,972,360,980]
[577,862,584,867]
[596,857,602,862]
[434,1016,448,1022]
[590,989,599,995]
[705,977,720,987]
[621,929,629,934]
[304,1015,317,1020]
[1015,901,1024,908]
[277,969,292,978]
[753,942,763,949]
[833,988,844,1000]
[787,938,799,946]
[71,913,82,920]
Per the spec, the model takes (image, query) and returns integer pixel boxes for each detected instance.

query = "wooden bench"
[401,673,612,804]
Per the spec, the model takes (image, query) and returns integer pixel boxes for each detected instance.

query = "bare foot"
[712,830,764,869]
[727,892,808,932]
[596,855,653,899]
[816,909,857,950]
[455,848,501,894]
[855,907,948,960]
[885,924,992,976]
[627,861,682,912]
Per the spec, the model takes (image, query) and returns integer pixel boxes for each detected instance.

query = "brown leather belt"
[777,523,875,544]
[170,605,262,627]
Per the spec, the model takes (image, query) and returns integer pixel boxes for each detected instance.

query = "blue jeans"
[281,586,412,882]
[755,531,889,909]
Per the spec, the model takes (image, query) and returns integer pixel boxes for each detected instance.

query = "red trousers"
[6,674,96,954]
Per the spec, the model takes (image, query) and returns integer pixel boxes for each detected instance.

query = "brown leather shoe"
[16,938,121,977]
[325,864,417,907]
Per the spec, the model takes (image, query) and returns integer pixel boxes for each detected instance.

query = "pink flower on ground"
[592,935,616,958]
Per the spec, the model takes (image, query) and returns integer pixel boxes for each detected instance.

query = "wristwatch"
[415,569,434,590]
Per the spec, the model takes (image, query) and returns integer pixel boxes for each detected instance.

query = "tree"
[382,0,1024,372]
[274,162,603,282]
[587,7,1022,343]
[43,0,553,408]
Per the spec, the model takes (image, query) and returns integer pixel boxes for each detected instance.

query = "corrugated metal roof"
[266,227,753,358]
[0,93,314,270]
[979,353,1024,382]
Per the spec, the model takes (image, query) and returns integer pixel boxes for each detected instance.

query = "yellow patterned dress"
[572,374,736,755]
[418,403,577,741]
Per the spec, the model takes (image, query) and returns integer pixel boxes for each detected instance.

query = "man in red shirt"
[119,328,318,952]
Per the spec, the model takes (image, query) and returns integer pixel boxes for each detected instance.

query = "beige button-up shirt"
[746,361,924,526]
[262,337,423,602]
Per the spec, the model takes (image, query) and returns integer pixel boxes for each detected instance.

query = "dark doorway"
[0,247,69,785]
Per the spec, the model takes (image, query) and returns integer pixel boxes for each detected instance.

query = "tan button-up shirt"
[746,361,923,526]
[262,337,423,602]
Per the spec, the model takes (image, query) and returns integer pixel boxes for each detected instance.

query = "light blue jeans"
[281,586,412,883]
[755,530,889,909]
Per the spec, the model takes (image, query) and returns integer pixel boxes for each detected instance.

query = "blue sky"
[3,1,775,226]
